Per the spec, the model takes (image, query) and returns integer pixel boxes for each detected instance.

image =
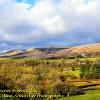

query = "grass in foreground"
[56,90,100,100]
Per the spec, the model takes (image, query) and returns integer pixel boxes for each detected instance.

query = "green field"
[56,90,100,100]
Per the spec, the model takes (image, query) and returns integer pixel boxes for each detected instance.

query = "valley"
[0,43,100,100]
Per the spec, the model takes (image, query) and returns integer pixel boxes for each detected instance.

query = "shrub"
[59,74,66,82]
[80,60,100,79]
[47,81,77,96]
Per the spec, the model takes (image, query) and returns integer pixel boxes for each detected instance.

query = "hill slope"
[0,43,100,59]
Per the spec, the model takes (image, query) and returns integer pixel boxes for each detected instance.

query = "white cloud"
[39,15,66,34]
[0,0,100,48]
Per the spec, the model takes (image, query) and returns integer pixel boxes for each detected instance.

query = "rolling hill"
[0,43,100,59]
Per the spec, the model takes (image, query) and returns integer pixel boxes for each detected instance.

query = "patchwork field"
[0,56,100,100]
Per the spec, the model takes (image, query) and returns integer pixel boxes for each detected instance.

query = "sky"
[0,0,100,50]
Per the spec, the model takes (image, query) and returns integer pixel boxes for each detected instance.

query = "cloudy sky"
[0,0,100,50]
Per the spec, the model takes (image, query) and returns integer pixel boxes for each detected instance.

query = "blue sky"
[0,0,100,50]
[16,0,36,5]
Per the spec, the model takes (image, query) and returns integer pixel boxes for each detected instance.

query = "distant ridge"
[69,43,100,53]
[0,43,100,59]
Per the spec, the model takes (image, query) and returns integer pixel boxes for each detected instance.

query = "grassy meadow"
[56,90,100,100]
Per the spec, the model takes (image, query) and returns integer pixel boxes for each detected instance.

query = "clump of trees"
[80,60,100,80]
[0,59,78,100]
